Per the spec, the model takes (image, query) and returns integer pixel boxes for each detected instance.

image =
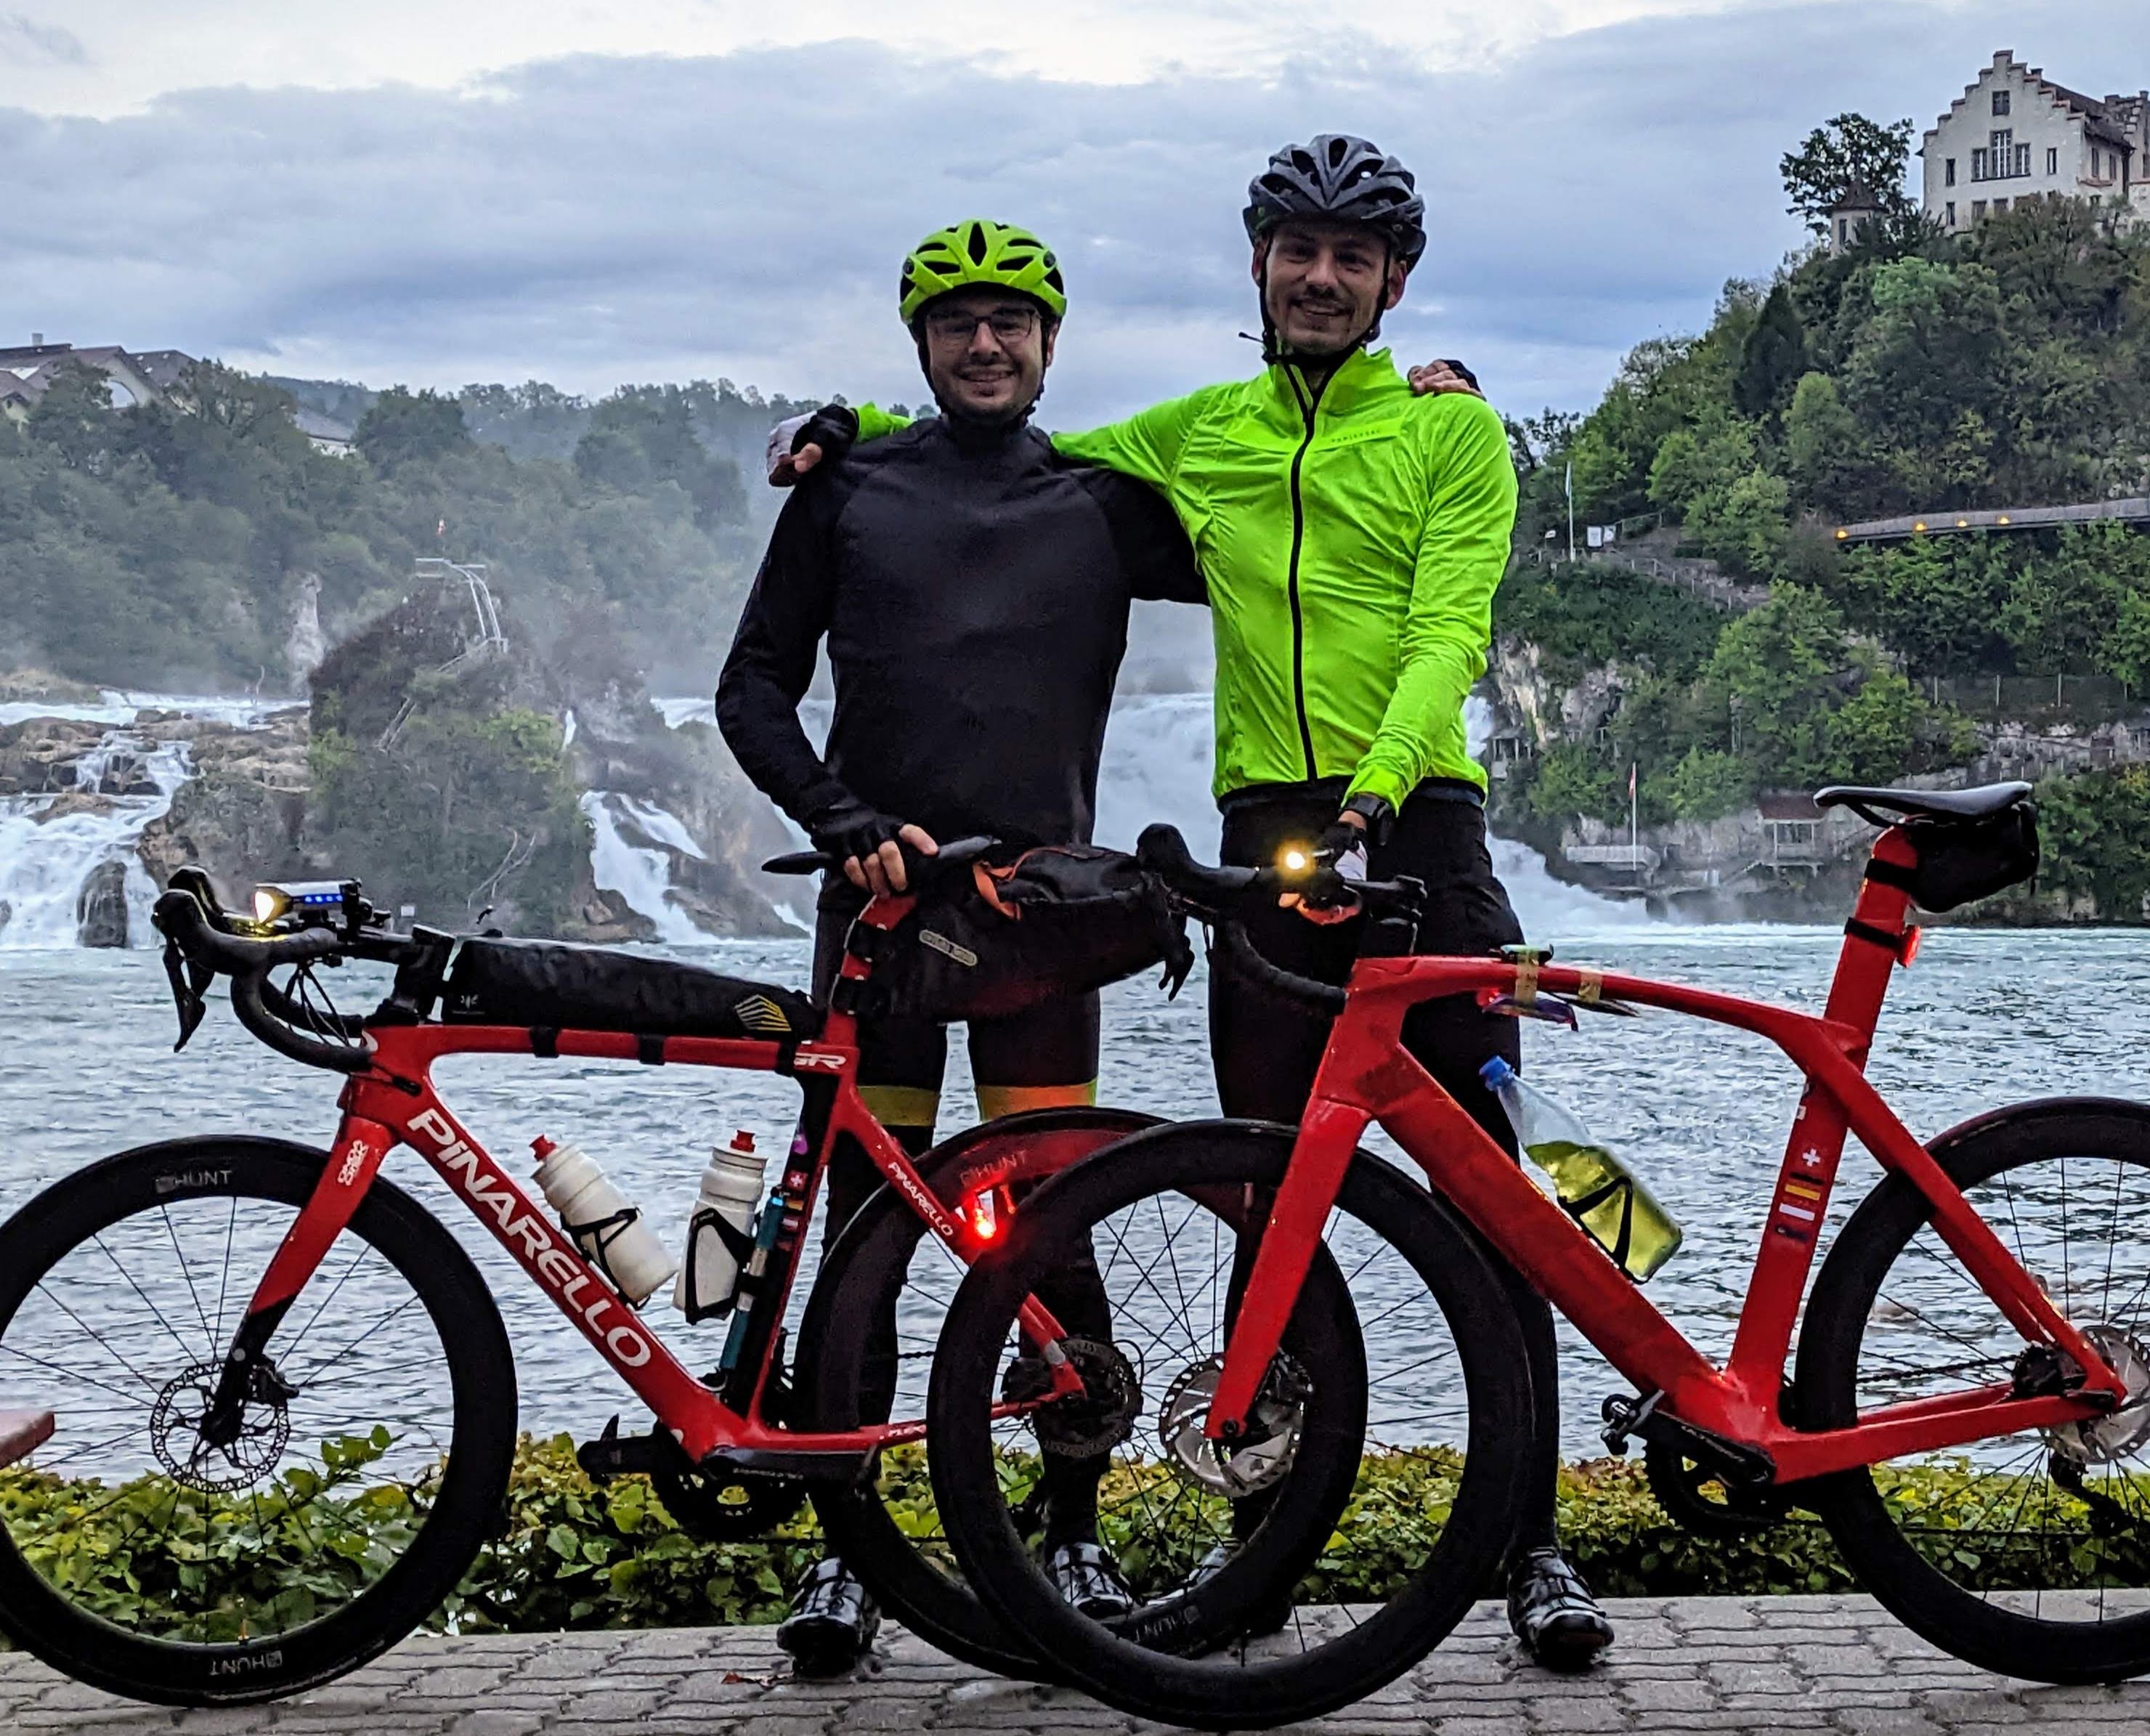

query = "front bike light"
[249,880,349,928]
[1276,843,1314,877]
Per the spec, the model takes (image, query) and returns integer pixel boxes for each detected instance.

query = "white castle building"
[1921,50,2148,232]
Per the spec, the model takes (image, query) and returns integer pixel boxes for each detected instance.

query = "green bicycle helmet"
[898,219,1068,325]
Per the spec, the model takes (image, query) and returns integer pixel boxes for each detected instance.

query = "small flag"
[437,517,447,538]
[1628,763,1638,798]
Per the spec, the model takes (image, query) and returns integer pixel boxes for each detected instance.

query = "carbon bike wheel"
[1798,1099,2150,1684]
[0,1138,518,1705]
[792,1107,1161,1678]
[928,1122,1532,1731]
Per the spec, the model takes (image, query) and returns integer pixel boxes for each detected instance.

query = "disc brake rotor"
[149,1360,293,1493]
[1157,1350,1309,1497]
[2045,1324,2150,1466]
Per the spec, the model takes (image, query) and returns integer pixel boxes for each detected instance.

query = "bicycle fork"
[198,1112,394,1448]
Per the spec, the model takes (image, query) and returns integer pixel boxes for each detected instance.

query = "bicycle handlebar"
[761,836,998,882]
[1136,824,1425,1016]
[153,889,379,1073]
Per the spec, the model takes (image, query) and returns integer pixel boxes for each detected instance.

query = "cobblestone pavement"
[6,1596,2150,1735]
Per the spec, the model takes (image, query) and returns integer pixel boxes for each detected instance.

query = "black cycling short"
[1208,780,1524,1142]
[810,893,1100,1239]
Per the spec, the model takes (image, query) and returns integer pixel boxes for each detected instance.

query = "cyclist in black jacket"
[716,219,1203,1676]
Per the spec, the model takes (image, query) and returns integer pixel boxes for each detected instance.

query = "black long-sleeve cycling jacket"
[716,413,1204,851]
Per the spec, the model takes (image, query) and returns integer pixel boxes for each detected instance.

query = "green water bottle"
[1480,1056,1683,1282]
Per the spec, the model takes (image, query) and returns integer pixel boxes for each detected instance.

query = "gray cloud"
[1,12,86,64]
[0,4,2127,424]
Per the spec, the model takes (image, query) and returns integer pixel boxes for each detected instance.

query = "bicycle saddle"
[1813,782,2032,826]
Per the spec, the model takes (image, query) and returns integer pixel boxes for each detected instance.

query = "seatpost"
[1828,825,1920,1040]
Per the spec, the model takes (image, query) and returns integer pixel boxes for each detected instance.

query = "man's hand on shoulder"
[1406,360,1484,401]
[765,404,861,488]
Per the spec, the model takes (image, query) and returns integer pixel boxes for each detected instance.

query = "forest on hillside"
[0,363,814,693]
[1500,150,2150,876]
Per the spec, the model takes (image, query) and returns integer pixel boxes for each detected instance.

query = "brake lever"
[161,938,210,1052]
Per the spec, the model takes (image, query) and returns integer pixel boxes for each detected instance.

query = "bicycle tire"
[0,1137,519,1705]
[1798,1098,2150,1684]
[927,1121,1532,1730]
[792,1106,1159,1678]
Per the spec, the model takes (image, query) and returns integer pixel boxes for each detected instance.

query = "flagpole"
[1630,762,1639,872]
[1565,461,1576,564]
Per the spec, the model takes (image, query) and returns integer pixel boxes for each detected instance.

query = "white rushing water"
[580,790,709,946]
[0,694,284,949]
[654,688,1637,939]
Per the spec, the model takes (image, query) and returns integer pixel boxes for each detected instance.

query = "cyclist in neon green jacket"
[771,135,1612,1670]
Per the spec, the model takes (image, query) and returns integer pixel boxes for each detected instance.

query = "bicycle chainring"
[1643,1437,1791,1536]
[651,1443,808,1541]
[150,1360,293,1493]
[1158,1350,1309,1497]
[1002,1337,1141,1458]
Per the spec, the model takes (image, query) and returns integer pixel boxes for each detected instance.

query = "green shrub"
[8,1434,2147,1641]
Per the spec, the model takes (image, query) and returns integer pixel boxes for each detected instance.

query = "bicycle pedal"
[575,1415,662,1481]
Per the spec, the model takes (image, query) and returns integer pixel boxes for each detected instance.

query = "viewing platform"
[1834,496,2150,543]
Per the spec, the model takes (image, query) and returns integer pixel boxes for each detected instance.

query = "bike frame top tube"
[1206,822,2125,1483]
[224,890,1079,1469]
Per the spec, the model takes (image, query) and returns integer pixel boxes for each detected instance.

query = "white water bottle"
[673,1130,768,1318]
[531,1135,676,1306]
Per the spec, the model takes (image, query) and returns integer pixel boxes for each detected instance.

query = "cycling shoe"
[1185,1540,1291,1639]
[1042,1540,1140,1620]
[777,1557,880,1678]
[1506,1546,1614,1671]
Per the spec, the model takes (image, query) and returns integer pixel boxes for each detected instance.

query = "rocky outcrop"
[75,860,130,948]
[135,708,311,903]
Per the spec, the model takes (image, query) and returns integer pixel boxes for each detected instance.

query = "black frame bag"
[860,845,1193,1023]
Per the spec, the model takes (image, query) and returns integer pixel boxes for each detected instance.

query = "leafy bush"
[9,1434,2146,1644]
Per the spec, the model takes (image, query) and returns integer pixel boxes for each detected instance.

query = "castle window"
[1947,200,1958,226]
[1992,89,2011,116]
[1993,198,2009,214]
[1946,156,1957,185]
[1972,147,1987,179]
[2048,147,2058,174]
[1972,200,1987,219]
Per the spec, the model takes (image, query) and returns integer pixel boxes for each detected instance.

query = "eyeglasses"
[922,306,1040,344]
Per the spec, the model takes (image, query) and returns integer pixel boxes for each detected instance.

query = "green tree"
[573,387,744,532]
[1783,373,1871,516]
[1733,285,1809,421]
[1665,747,1755,822]
[25,361,118,473]
[1780,113,1916,232]
[357,387,474,470]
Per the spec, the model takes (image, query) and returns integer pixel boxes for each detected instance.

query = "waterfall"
[0,731,190,949]
[580,790,710,945]
[0,695,289,949]
[662,687,1641,940]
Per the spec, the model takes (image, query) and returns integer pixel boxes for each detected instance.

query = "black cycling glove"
[806,792,905,867]
[1435,358,1482,392]
[793,403,860,462]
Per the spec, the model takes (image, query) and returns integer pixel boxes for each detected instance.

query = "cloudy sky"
[0,2,2127,425]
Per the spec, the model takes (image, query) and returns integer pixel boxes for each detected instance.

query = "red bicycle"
[926,783,2150,1727]
[0,848,1198,1705]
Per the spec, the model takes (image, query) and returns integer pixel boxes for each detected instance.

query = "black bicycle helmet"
[1244,134,1427,269]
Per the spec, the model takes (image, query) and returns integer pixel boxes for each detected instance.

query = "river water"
[4,909,2146,1456]
[2,689,2146,1459]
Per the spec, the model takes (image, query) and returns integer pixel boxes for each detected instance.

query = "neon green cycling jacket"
[855,346,1517,809]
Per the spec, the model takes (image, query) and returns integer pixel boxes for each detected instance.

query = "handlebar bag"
[1902,803,2039,912]
[861,845,1194,1024]
[442,938,822,1040]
